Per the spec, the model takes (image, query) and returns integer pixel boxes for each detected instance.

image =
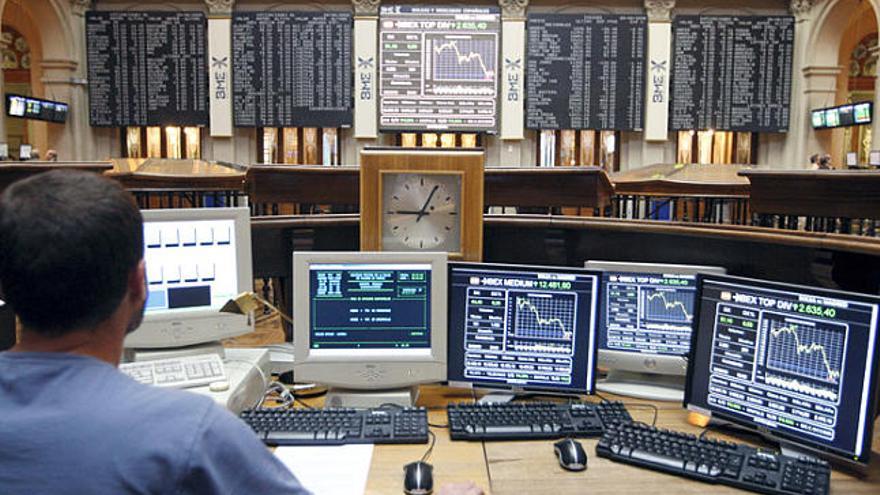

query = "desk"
[288,385,880,494]
[0,161,113,192]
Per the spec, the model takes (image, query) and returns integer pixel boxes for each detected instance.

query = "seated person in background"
[45,148,58,161]
[0,170,483,495]
[817,154,832,170]
[809,153,819,168]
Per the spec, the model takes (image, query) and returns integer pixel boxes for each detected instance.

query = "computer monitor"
[585,261,726,401]
[125,207,254,350]
[292,251,448,408]
[0,298,14,351]
[447,262,601,401]
[18,144,31,161]
[686,275,880,472]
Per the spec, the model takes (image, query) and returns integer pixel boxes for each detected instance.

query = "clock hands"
[416,185,439,223]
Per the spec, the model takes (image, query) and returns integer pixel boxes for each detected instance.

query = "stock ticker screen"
[447,264,600,393]
[308,263,432,350]
[687,276,880,461]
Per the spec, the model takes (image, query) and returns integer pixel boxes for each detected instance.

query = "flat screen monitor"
[378,5,501,133]
[124,207,254,349]
[293,251,448,407]
[825,108,841,128]
[585,261,726,401]
[811,110,826,129]
[686,275,880,471]
[5,94,68,123]
[838,104,855,127]
[0,299,14,352]
[854,102,872,124]
[447,262,601,397]
[18,144,31,161]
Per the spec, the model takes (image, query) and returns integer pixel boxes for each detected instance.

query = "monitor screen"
[143,218,240,315]
[447,263,600,395]
[293,251,448,390]
[18,144,31,160]
[600,271,698,357]
[307,262,432,352]
[838,104,855,127]
[825,108,840,128]
[811,110,826,129]
[125,208,254,349]
[6,94,69,123]
[686,275,880,468]
[854,102,872,124]
[7,95,25,117]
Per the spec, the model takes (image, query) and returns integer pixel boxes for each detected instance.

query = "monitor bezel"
[124,207,254,348]
[684,274,880,470]
[585,261,726,376]
[292,251,448,389]
[446,261,602,397]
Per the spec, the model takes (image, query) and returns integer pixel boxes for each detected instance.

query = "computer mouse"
[554,438,587,471]
[403,461,434,495]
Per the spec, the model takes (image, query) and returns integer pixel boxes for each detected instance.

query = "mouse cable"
[594,392,611,403]
[618,402,659,426]
[421,430,437,463]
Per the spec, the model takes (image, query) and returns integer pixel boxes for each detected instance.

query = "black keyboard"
[597,422,830,495]
[447,401,632,441]
[239,407,429,446]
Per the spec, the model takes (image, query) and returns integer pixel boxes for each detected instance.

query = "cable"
[420,430,437,463]
[620,402,659,426]
[594,392,611,403]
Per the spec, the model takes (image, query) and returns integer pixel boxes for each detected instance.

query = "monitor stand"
[324,386,419,409]
[597,370,685,402]
[779,442,820,462]
[478,392,516,404]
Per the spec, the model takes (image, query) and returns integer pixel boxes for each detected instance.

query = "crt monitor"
[686,275,880,471]
[447,262,601,399]
[292,251,448,408]
[585,261,726,401]
[125,207,254,349]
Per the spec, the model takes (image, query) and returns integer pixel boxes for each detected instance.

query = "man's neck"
[12,323,124,366]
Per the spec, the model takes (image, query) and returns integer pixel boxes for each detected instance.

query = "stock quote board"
[379,5,501,133]
[670,16,794,132]
[232,12,353,128]
[86,12,209,127]
[526,14,647,131]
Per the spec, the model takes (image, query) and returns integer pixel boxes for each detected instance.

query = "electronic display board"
[379,5,500,133]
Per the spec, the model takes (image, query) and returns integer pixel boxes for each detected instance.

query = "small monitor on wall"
[846,152,858,167]
[584,260,726,401]
[447,262,601,398]
[869,150,880,166]
[125,207,254,349]
[686,275,880,471]
[293,251,448,408]
[811,110,826,129]
[18,144,31,161]
[5,94,68,123]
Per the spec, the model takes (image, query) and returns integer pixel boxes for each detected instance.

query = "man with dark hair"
[0,171,310,494]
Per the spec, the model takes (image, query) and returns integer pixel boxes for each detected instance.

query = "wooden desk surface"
[290,385,880,494]
[612,163,753,197]
[106,159,246,190]
[739,169,880,218]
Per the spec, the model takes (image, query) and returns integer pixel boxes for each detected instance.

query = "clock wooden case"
[360,148,484,261]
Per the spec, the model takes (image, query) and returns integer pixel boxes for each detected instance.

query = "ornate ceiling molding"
[645,0,675,22]
[205,0,234,16]
[70,0,91,16]
[352,0,380,17]
[790,0,814,17]
[499,0,528,20]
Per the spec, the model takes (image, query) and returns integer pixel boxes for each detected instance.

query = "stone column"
[629,0,676,169]
[786,0,822,169]
[499,0,527,167]
[205,0,235,162]
[61,0,93,161]
[871,43,880,149]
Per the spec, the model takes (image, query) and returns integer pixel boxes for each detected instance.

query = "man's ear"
[129,260,147,304]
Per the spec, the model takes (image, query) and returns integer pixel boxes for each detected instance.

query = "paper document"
[274,444,374,495]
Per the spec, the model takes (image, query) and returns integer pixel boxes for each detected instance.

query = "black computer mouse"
[554,438,588,471]
[403,461,434,495]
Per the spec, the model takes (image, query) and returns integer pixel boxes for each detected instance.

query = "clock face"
[381,172,462,252]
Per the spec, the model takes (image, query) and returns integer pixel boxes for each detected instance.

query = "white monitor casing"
[125,207,254,349]
[293,251,448,390]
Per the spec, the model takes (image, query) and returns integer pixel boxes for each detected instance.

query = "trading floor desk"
[288,385,880,494]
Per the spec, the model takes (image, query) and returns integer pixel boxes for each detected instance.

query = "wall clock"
[360,148,484,261]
